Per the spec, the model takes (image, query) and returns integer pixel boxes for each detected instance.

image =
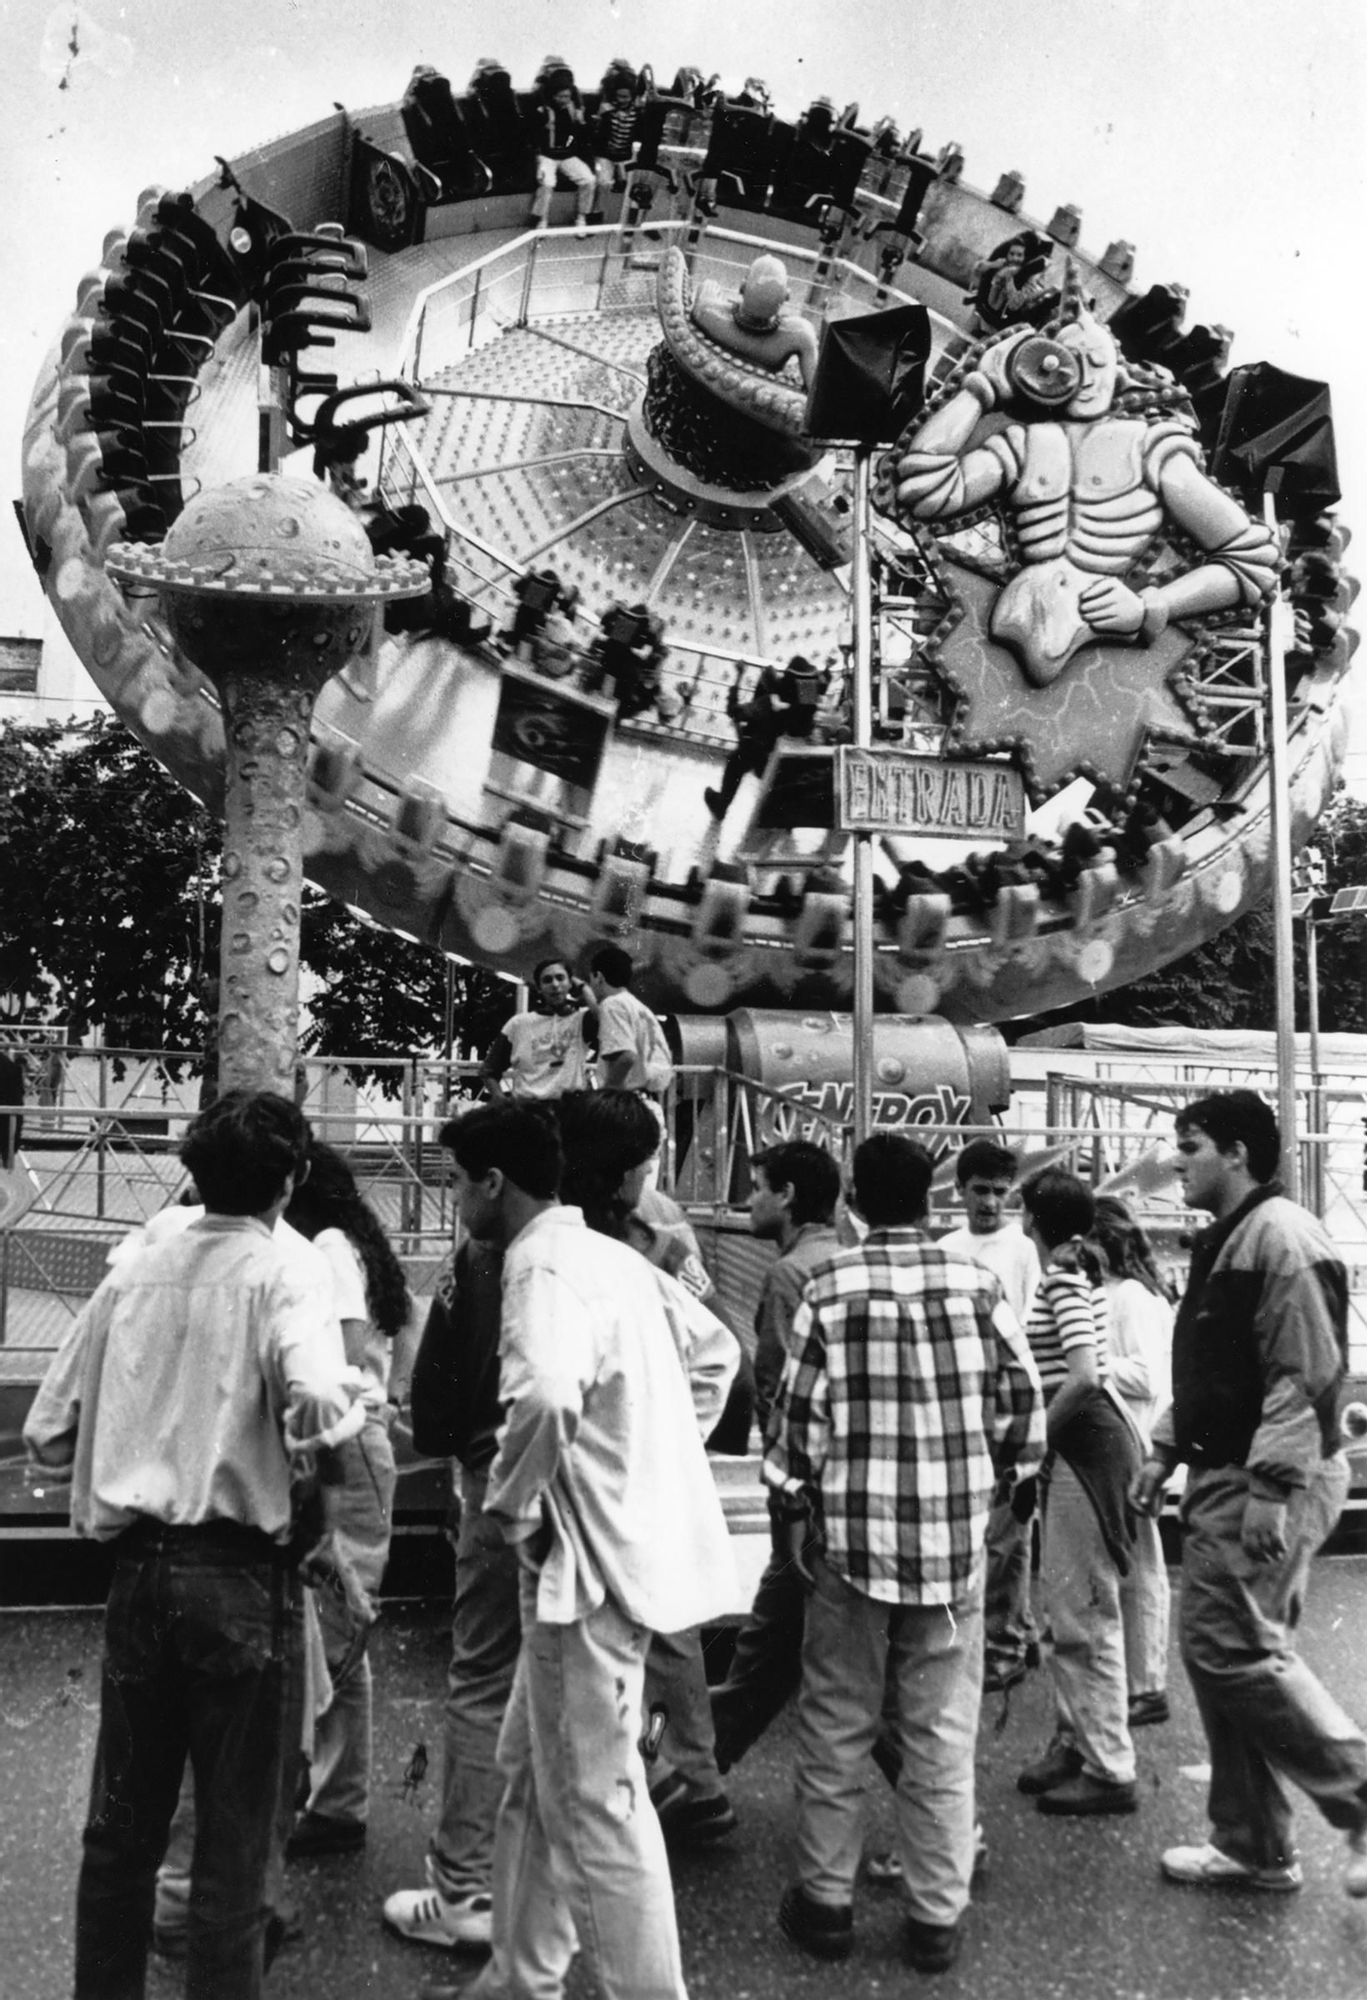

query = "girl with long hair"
[1091,1195,1175,1729]
[284,1141,411,1855]
[1015,1168,1140,1819]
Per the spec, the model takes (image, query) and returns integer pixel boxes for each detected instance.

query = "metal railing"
[5,1045,1367,1369]
[368,215,949,748]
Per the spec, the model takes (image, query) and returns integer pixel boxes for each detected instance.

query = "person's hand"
[508,1516,553,1573]
[1129,1458,1170,1519]
[775,1512,820,1590]
[1079,576,1146,637]
[1241,1494,1289,1564]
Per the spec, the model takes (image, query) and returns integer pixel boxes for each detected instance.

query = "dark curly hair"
[180,1089,310,1216]
[285,1141,411,1341]
[555,1088,660,1237]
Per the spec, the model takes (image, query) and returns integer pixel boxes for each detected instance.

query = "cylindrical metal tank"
[723,1010,1010,1129]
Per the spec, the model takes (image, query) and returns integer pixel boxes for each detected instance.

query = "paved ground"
[3,1562,1367,2000]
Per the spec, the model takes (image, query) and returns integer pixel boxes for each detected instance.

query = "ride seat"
[401,68,490,201]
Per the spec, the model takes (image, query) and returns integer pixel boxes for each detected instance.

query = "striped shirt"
[1024,1267,1110,1405]
[763,1229,1045,1607]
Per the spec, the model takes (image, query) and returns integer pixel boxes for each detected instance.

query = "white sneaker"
[382,1885,493,1947]
[574,216,588,238]
[1160,1841,1302,1893]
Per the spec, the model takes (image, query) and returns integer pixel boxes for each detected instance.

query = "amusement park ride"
[17,55,1359,1088]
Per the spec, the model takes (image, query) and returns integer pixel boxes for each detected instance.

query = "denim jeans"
[1180,1457,1367,1870]
[470,1568,688,2000]
[983,1495,1037,1670]
[709,1547,806,1771]
[1120,1508,1170,1699]
[643,1626,721,1801]
[153,1592,308,1943]
[791,1555,984,1929]
[306,1416,396,1824]
[429,1466,523,1899]
[1039,1457,1135,1785]
[74,1520,297,2000]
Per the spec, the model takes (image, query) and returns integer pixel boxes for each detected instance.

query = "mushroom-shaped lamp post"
[107,474,428,1095]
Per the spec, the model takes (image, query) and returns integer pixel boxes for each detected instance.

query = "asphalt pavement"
[3,1561,1367,2000]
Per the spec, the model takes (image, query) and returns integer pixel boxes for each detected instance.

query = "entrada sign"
[836,747,1025,840]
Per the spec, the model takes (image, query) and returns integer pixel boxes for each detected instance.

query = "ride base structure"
[19,60,1358,1025]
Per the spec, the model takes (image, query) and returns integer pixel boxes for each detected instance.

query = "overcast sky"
[3,0,1364,748]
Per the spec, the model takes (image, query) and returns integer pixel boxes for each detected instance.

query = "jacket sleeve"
[1245,1217,1349,1495]
[22,1292,101,1467]
[483,1258,594,1534]
[409,1256,464,1459]
[753,1261,806,1430]
[652,1265,740,1437]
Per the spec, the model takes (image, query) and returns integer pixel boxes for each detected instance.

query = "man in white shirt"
[433,1101,735,2000]
[25,1090,354,2000]
[938,1139,1042,1696]
[479,959,593,1102]
[587,944,673,1097]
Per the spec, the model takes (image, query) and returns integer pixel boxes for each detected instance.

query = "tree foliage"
[0,718,513,1081]
[299,895,513,1076]
[0,716,220,1048]
[1020,789,1367,1038]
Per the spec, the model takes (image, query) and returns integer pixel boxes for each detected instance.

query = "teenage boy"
[25,1091,354,2000]
[710,1142,843,1773]
[940,1139,1042,1694]
[767,1133,1044,1974]
[1134,1090,1367,1898]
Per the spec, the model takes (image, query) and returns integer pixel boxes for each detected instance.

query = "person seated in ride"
[967,233,1057,334]
[703,655,827,819]
[593,61,643,200]
[526,57,596,236]
[689,253,819,389]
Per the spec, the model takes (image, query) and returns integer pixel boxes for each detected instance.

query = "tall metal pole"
[1304,908,1324,1216]
[1264,490,1300,1200]
[851,446,875,1151]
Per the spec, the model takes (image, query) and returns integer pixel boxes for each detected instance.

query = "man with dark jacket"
[1133,1090,1367,1898]
[383,1122,512,1954]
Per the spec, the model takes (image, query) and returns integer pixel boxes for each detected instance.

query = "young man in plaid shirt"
[765,1131,1045,1975]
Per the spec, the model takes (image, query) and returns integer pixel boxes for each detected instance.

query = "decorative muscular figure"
[885,263,1278,687]
[690,253,819,390]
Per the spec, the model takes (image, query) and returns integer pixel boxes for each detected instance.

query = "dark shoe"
[904,1914,962,1974]
[983,1656,1029,1695]
[1036,1773,1138,1817]
[263,1904,305,1970]
[419,1975,487,2000]
[703,786,726,818]
[652,1784,738,1848]
[778,1883,853,1963]
[1016,1742,1083,1795]
[1128,1690,1171,1728]
[285,1810,366,1858]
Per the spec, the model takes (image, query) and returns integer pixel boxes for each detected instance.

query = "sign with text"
[836,747,1024,841]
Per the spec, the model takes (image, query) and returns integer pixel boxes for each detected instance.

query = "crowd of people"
[22,1060,1367,1994]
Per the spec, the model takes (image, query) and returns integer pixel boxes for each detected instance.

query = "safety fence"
[4,1040,1366,1368]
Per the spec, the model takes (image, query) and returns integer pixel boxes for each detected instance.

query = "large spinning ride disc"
[21,81,1357,1019]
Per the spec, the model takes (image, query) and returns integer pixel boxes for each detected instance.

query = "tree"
[1018,789,1367,1039]
[0,716,221,1050]
[300,895,513,1080]
[0,717,514,1080]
